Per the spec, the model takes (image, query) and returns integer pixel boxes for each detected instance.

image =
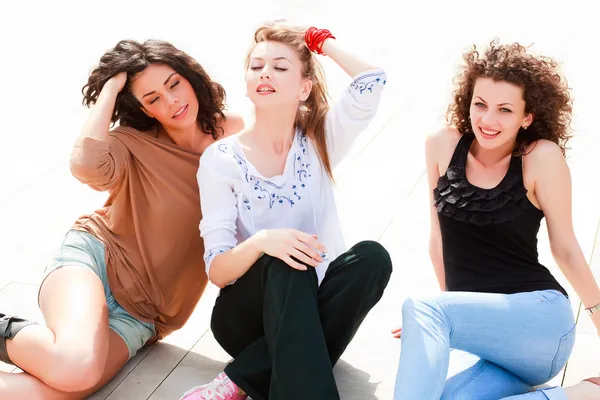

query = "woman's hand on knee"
[256,229,327,271]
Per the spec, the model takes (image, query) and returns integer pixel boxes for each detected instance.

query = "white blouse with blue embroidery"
[197,68,387,285]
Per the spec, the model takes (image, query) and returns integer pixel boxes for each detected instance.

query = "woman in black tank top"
[393,40,600,399]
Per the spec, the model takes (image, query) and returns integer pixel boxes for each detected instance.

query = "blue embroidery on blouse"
[251,180,298,208]
[294,153,310,181]
[217,144,229,153]
[350,71,387,94]
[233,154,251,183]
[206,248,227,263]
[299,134,308,155]
[295,134,312,181]
[228,133,312,210]
[243,195,251,210]
[219,142,254,183]
[278,195,295,206]
[253,180,274,206]
[262,179,285,189]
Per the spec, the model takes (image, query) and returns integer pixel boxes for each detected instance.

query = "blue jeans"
[394,290,576,400]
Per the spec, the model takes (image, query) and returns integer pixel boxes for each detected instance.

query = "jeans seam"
[549,324,576,379]
[430,303,457,397]
[451,360,491,400]
[534,290,565,304]
[80,230,106,250]
[442,302,459,348]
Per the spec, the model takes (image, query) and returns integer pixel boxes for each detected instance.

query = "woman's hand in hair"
[255,229,327,271]
[104,71,128,94]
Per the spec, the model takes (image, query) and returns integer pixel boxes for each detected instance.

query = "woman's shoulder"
[522,139,565,174]
[102,125,157,152]
[109,124,156,136]
[217,111,246,139]
[426,127,462,156]
[199,133,248,182]
[523,139,563,159]
[425,127,463,176]
[202,133,238,159]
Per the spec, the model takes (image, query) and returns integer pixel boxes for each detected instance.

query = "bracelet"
[585,303,600,316]
[305,27,336,55]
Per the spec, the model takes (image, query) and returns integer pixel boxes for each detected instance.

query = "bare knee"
[45,349,105,392]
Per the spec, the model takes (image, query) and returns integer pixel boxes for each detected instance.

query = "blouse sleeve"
[197,143,240,276]
[325,68,387,168]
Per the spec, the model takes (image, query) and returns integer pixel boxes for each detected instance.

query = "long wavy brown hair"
[82,39,226,138]
[447,39,573,156]
[245,22,334,180]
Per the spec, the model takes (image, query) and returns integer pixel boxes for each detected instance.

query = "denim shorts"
[40,229,155,359]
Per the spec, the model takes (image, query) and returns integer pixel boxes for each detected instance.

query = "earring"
[523,125,528,130]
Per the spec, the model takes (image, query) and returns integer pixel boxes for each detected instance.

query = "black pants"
[210,240,392,400]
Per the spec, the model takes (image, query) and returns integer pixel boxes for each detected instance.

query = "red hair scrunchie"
[305,27,336,55]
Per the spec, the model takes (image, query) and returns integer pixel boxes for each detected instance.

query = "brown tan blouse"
[70,125,207,341]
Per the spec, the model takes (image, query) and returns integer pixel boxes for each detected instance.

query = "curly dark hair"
[446,39,573,156]
[82,39,226,138]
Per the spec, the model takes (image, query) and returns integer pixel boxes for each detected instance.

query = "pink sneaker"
[179,372,248,400]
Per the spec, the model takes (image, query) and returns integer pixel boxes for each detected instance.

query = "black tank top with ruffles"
[434,135,567,296]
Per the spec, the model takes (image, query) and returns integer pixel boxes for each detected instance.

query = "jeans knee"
[46,349,105,392]
[401,297,420,322]
[401,297,445,328]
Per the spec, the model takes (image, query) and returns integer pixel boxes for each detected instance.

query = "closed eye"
[149,97,160,105]
[170,80,180,89]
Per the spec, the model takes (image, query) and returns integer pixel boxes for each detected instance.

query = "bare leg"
[0,329,128,399]
[563,381,600,400]
[2,266,121,393]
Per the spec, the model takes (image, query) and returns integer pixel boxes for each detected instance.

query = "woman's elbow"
[210,277,227,289]
[551,242,581,269]
[69,158,92,183]
[207,265,227,289]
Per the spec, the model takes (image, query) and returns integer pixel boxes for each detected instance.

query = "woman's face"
[245,41,312,109]
[131,63,199,131]
[469,77,533,151]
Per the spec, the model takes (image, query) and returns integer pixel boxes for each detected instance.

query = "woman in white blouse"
[180,22,392,400]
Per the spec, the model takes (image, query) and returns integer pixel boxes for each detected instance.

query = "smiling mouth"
[480,126,501,137]
[172,104,188,119]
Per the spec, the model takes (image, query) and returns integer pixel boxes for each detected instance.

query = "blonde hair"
[245,21,333,180]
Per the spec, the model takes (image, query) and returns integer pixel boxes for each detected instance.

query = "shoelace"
[188,375,235,400]
[201,387,229,400]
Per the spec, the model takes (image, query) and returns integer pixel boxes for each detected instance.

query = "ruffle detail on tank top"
[433,165,532,226]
